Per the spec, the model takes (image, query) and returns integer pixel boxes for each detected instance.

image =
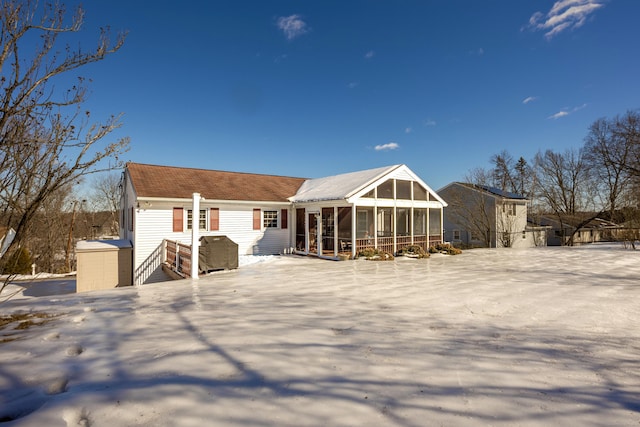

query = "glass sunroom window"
[396,180,412,200]
[361,189,375,198]
[413,182,428,200]
[377,180,394,199]
[413,209,427,234]
[377,208,393,236]
[396,208,410,235]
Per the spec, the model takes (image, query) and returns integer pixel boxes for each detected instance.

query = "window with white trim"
[453,229,461,240]
[263,210,278,228]
[187,209,207,230]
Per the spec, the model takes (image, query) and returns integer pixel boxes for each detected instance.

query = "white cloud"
[549,110,570,119]
[364,50,375,59]
[405,127,412,134]
[527,0,604,39]
[548,103,587,119]
[423,118,437,127]
[374,142,399,151]
[347,82,359,89]
[469,47,484,56]
[523,96,539,104]
[276,15,309,40]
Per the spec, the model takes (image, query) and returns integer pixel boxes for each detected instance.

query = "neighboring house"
[121,163,447,284]
[438,182,546,248]
[538,214,619,246]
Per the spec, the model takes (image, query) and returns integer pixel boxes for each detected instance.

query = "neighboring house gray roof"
[537,214,619,229]
[289,165,401,203]
[439,182,528,200]
[477,185,527,200]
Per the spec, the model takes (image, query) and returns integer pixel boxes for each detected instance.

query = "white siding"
[131,203,292,284]
[216,205,291,255]
[134,208,172,285]
[388,168,415,182]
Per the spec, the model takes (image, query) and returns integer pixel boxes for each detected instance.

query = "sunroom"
[289,165,447,259]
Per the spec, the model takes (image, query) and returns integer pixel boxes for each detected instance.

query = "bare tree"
[533,148,598,245]
[75,172,121,240]
[614,111,640,179]
[29,184,76,273]
[534,148,592,215]
[87,172,122,236]
[514,156,533,197]
[0,2,128,251]
[583,112,637,219]
[490,150,535,198]
[0,2,128,291]
[491,150,516,192]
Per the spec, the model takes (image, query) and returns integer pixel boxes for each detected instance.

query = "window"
[377,208,393,237]
[453,230,461,240]
[377,180,394,199]
[357,210,369,237]
[396,180,412,200]
[187,209,207,230]
[263,210,278,228]
[503,203,516,216]
[413,209,426,235]
[361,188,375,198]
[413,182,428,201]
[396,208,410,236]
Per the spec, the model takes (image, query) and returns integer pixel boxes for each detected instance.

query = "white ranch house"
[120,163,447,284]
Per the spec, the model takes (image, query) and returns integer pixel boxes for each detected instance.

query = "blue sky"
[71,0,640,190]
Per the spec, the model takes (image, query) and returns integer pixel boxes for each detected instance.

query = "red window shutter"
[210,208,219,231]
[281,209,288,229]
[253,209,261,230]
[173,208,183,232]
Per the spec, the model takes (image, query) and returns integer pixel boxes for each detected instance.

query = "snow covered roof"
[76,239,132,252]
[289,165,401,203]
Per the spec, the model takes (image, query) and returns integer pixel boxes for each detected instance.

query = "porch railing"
[354,234,443,255]
[429,235,443,245]
[165,240,192,278]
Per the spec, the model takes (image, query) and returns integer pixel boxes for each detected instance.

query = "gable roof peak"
[289,164,402,203]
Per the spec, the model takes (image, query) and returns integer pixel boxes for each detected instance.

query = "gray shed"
[199,235,238,273]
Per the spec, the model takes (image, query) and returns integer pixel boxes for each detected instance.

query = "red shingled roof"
[126,163,307,202]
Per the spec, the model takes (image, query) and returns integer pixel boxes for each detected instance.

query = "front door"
[308,213,318,254]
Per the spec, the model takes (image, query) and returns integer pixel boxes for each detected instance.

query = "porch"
[294,206,444,259]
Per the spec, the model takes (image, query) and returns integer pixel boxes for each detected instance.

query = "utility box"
[76,239,132,292]
[199,235,238,273]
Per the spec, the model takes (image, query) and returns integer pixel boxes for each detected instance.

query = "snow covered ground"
[1,244,639,426]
